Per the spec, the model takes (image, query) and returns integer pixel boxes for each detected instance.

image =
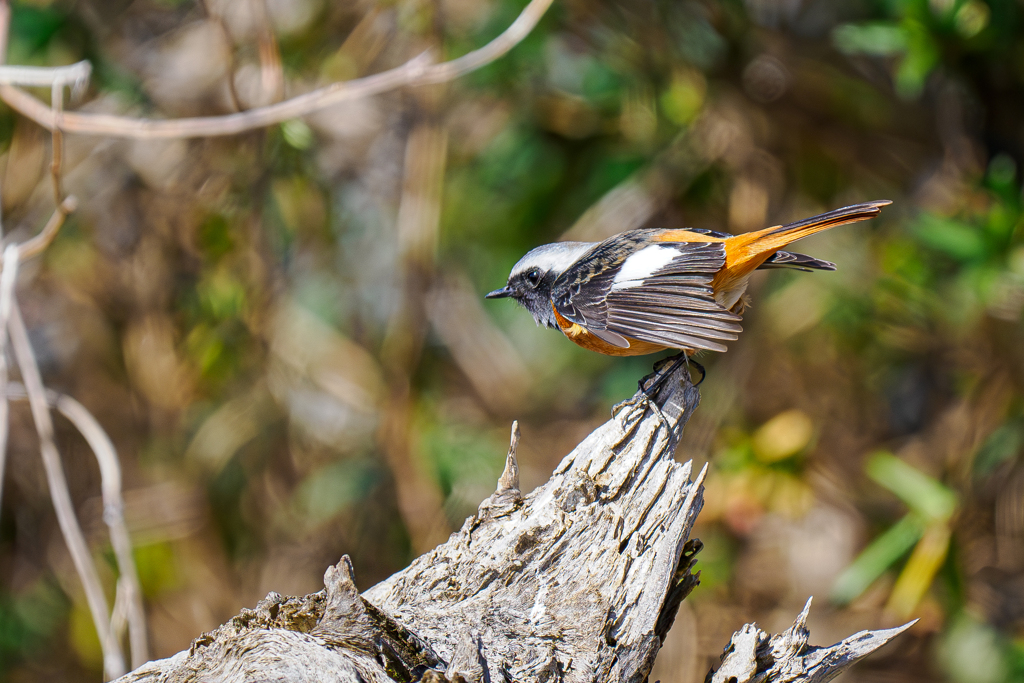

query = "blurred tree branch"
[380,113,452,555]
[8,298,127,677]
[0,0,554,139]
[0,1,144,676]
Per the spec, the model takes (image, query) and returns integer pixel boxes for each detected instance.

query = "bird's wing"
[552,234,741,353]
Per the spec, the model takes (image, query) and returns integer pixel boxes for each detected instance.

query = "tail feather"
[764,200,891,241]
[722,200,890,276]
[759,250,837,272]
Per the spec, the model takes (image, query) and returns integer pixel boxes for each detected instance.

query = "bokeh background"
[0,0,1022,680]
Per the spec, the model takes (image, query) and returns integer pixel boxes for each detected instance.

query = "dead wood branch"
[110,364,912,682]
[3,380,149,667]
[8,300,127,678]
[706,598,915,683]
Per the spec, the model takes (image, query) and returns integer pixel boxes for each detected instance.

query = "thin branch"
[50,80,64,206]
[7,196,77,262]
[0,61,92,90]
[0,0,9,68]
[0,57,82,265]
[3,380,148,665]
[0,245,18,522]
[8,300,126,679]
[415,0,551,85]
[51,390,149,667]
[254,0,284,104]
[0,0,9,240]
[0,0,554,139]
[200,0,243,112]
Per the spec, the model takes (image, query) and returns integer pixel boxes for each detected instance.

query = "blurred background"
[0,0,1022,680]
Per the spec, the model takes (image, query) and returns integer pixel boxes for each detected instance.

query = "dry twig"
[55,393,149,668]
[4,381,150,667]
[0,0,554,139]
[0,60,91,92]
[0,245,17,518]
[8,301,127,679]
[0,7,143,673]
[252,0,284,104]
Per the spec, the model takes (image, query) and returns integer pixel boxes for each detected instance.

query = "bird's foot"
[686,357,706,387]
[612,390,671,429]
[612,352,691,430]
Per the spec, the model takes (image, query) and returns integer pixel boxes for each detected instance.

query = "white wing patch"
[611,245,681,290]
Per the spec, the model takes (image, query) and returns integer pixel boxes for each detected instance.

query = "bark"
[114,363,912,683]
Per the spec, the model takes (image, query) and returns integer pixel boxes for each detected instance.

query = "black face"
[486,267,559,327]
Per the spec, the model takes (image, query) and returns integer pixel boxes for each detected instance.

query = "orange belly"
[553,308,672,357]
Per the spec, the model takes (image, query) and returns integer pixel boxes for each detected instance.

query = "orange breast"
[552,308,670,357]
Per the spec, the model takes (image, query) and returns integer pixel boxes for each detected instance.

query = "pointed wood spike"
[496,420,521,495]
[794,596,813,631]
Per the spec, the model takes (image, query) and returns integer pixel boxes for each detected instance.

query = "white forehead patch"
[510,241,594,278]
[612,244,681,289]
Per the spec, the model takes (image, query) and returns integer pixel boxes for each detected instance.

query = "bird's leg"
[612,352,692,427]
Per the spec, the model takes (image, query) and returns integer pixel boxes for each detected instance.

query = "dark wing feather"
[552,233,741,352]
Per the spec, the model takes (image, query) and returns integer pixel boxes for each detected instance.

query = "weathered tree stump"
[115,364,911,683]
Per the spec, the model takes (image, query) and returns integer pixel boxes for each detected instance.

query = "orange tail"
[716,200,891,286]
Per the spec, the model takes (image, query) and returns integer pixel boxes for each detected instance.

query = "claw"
[687,357,706,386]
[612,390,672,431]
[613,354,687,431]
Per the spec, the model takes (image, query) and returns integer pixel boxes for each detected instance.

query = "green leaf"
[832,22,908,56]
[866,451,958,521]
[295,458,380,525]
[831,512,925,604]
[954,0,991,39]
[974,421,1023,476]
[9,4,67,57]
[940,612,1009,683]
[133,542,180,597]
[895,20,940,100]
[914,214,989,262]
[282,120,314,150]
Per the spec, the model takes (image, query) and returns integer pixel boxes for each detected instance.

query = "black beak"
[485,286,512,299]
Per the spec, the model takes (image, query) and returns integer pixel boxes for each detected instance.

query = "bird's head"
[486,241,594,328]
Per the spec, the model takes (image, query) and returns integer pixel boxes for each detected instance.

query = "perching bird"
[486,201,890,358]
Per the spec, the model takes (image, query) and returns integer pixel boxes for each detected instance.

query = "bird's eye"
[526,269,541,287]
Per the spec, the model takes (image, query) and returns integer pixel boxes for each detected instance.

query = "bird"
[486,201,890,365]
